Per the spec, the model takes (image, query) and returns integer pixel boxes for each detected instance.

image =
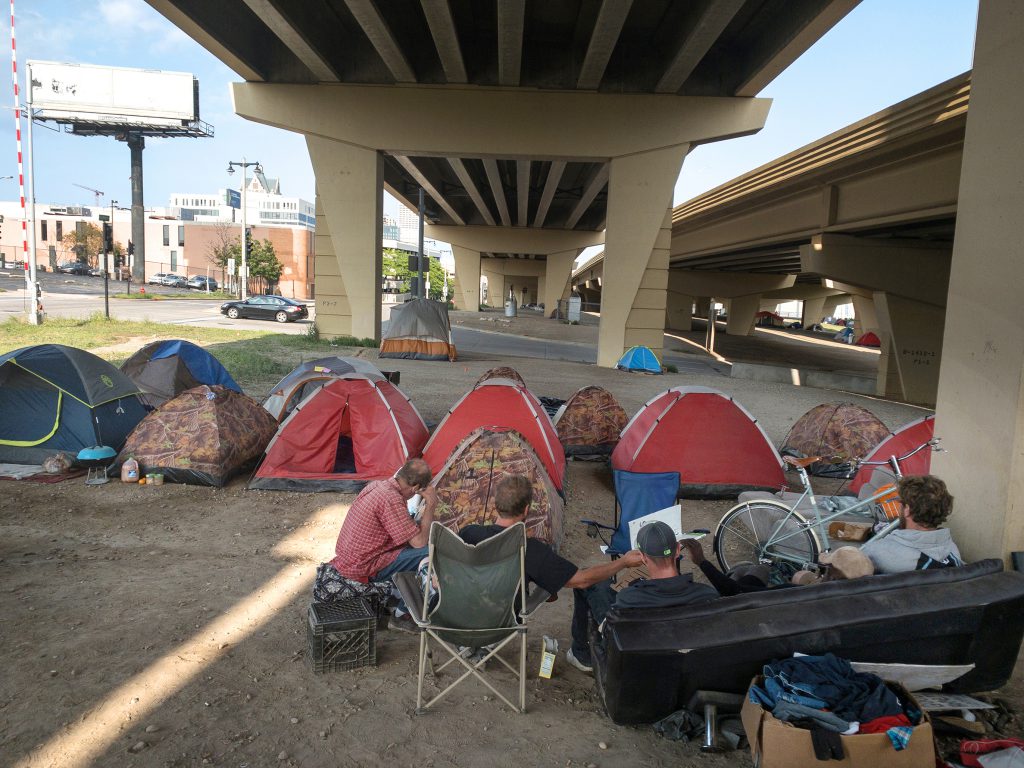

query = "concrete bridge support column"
[666,272,695,331]
[873,291,945,403]
[803,297,826,327]
[597,144,688,367]
[542,249,580,319]
[307,137,382,341]
[851,294,878,337]
[725,294,761,336]
[933,0,1024,563]
[451,246,481,311]
[481,265,505,308]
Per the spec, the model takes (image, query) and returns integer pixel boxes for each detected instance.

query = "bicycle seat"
[783,455,824,468]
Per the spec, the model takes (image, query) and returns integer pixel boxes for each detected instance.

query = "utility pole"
[417,187,425,299]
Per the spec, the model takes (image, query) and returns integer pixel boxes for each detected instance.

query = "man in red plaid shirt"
[330,458,436,590]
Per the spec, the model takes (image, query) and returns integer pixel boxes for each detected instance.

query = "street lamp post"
[226,157,261,301]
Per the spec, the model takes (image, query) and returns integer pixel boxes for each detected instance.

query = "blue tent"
[121,340,241,407]
[616,346,662,374]
[0,344,147,464]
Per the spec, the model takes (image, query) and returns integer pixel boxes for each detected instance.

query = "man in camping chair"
[316,459,437,629]
[460,475,649,674]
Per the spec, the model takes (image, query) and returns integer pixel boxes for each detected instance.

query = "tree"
[62,223,103,266]
[248,238,283,285]
[208,222,241,270]
[382,247,448,300]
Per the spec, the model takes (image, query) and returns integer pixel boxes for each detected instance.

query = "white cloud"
[97,0,189,52]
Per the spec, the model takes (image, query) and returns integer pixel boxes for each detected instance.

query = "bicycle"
[712,439,941,583]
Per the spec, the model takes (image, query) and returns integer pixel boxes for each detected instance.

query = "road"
[0,272,724,375]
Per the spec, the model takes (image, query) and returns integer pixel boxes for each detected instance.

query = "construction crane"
[73,183,104,207]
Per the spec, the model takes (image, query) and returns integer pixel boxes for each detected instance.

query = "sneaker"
[388,613,418,634]
[566,647,593,674]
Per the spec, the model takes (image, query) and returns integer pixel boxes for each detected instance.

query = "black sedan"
[220,295,309,323]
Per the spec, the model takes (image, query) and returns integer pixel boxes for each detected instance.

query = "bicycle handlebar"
[855,438,941,468]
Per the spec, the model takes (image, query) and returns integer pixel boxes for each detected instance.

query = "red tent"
[856,331,881,347]
[848,414,935,494]
[422,378,565,491]
[611,386,785,497]
[249,375,428,492]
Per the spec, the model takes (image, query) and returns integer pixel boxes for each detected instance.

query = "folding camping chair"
[581,469,681,557]
[392,522,549,714]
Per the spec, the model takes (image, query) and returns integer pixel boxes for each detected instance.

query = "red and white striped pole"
[10,0,38,322]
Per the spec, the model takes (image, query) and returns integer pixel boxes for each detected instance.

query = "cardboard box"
[740,676,935,768]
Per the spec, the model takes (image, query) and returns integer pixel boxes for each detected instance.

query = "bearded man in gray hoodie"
[859,474,963,573]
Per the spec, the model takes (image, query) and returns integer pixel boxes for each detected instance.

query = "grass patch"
[0,315,381,398]
[112,291,232,301]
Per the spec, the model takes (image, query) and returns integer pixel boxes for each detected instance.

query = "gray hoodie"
[859,528,962,574]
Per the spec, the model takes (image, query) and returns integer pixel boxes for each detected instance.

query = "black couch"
[594,559,1024,724]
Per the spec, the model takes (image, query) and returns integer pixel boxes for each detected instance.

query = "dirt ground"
[1,348,1016,767]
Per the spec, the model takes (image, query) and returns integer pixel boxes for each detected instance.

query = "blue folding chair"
[581,470,681,557]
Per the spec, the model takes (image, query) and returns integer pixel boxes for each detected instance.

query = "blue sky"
[2,0,978,217]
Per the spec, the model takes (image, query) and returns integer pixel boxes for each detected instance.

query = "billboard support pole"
[128,132,145,284]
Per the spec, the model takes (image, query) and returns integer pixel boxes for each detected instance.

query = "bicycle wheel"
[714,500,821,584]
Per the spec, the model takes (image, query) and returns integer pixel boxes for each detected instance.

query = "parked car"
[88,266,108,277]
[162,274,189,289]
[56,262,90,275]
[147,272,170,285]
[220,295,309,323]
[187,275,219,291]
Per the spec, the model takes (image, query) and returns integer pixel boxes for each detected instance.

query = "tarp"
[261,356,384,421]
[423,378,565,491]
[121,339,241,408]
[0,344,146,464]
[849,415,935,494]
[116,385,277,486]
[856,331,881,347]
[554,385,628,457]
[250,375,428,492]
[612,386,785,497]
[781,402,891,476]
[616,346,662,374]
[380,298,457,361]
[431,427,564,549]
[475,366,526,388]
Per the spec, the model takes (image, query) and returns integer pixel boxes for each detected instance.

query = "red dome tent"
[612,386,785,498]
[856,331,881,347]
[422,378,565,491]
[848,414,935,495]
[249,375,428,492]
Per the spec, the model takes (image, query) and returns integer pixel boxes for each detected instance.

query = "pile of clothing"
[750,653,924,758]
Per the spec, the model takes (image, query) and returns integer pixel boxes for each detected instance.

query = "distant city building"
[383,213,399,240]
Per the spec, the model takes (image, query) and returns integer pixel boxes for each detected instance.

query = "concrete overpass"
[572,72,968,405]
[146,0,862,366]
[147,1,1024,565]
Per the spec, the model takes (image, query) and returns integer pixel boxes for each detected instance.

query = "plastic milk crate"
[307,599,377,673]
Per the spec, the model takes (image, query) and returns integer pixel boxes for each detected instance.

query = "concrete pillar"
[481,266,504,307]
[452,245,481,311]
[306,137,382,340]
[694,296,711,319]
[851,294,878,337]
[821,294,844,319]
[598,145,689,367]
[874,292,944,404]
[932,0,1024,562]
[726,294,761,336]
[803,297,825,327]
[666,272,695,331]
[542,249,579,319]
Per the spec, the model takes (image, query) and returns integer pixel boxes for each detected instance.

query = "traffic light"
[127,240,134,256]
[102,222,113,253]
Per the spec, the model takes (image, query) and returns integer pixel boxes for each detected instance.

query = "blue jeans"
[570,580,617,663]
[373,545,429,613]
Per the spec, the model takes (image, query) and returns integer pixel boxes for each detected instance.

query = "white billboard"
[27,61,197,128]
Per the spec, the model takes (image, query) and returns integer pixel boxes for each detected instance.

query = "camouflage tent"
[781,402,891,477]
[115,385,278,486]
[431,427,564,550]
[553,385,628,457]
[474,366,526,388]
